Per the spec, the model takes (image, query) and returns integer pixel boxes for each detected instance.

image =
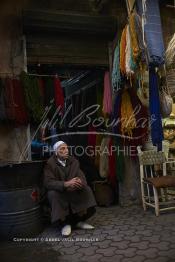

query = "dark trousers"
[53,206,96,228]
[47,190,96,226]
[64,206,96,226]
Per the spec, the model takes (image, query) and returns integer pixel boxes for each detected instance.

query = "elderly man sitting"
[44,141,97,236]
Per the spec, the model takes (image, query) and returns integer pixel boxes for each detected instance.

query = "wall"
[0,0,29,162]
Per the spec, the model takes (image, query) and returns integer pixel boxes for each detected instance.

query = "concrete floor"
[0,205,175,262]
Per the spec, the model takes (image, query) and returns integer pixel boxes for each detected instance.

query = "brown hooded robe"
[44,154,97,223]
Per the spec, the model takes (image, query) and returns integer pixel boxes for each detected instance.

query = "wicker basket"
[93,181,115,207]
[166,69,175,97]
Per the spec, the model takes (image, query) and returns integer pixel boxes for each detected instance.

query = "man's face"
[56,143,69,160]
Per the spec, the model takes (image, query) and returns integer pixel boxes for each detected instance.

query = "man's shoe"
[76,221,95,230]
[61,224,71,237]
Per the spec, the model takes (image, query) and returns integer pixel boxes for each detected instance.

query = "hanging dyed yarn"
[125,25,135,77]
[120,26,127,75]
[112,42,121,91]
[102,71,112,115]
[128,12,140,63]
[20,72,44,123]
[149,67,164,150]
[120,89,137,137]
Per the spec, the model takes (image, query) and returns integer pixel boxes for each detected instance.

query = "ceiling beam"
[23,9,117,39]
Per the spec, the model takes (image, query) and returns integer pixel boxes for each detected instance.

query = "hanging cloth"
[54,77,64,115]
[149,67,164,150]
[136,0,165,66]
[102,71,112,115]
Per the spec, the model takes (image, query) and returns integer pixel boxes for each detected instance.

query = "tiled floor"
[1,205,175,262]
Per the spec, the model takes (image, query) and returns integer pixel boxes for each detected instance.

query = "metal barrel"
[0,160,45,190]
[0,187,43,240]
[0,161,45,240]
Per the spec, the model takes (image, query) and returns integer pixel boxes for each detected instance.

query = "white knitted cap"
[53,141,66,153]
